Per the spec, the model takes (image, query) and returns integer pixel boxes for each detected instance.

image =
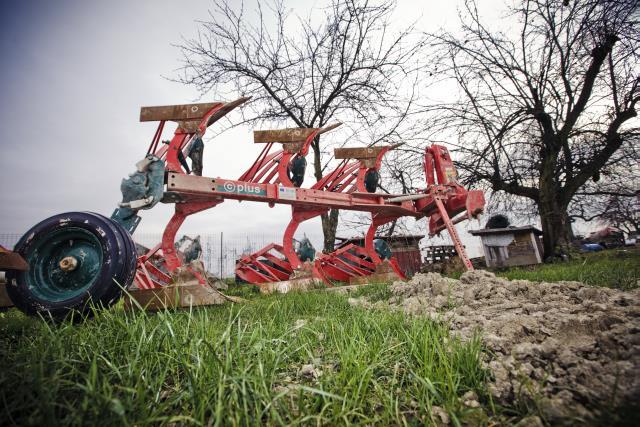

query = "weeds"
[351,282,393,302]
[0,291,489,426]
[3,250,635,425]
[494,249,639,290]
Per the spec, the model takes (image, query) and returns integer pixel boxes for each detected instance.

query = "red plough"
[235,243,293,284]
[7,96,485,319]
[133,98,484,289]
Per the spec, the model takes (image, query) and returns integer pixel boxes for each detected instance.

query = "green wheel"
[6,212,136,320]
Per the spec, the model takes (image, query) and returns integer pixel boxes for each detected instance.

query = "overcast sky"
[0,0,514,257]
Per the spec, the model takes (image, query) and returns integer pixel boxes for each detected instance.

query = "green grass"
[351,282,394,303]
[3,250,635,425]
[492,248,639,290]
[445,248,639,290]
[223,281,262,299]
[0,291,493,426]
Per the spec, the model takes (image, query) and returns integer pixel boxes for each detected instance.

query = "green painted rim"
[25,227,103,303]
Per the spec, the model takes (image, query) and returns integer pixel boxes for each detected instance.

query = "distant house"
[469,226,543,268]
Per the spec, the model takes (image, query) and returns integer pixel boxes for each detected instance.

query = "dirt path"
[349,271,640,424]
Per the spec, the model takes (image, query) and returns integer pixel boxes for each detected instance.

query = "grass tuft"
[4,249,635,424]
[0,291,490,425]
[493,248,639,290]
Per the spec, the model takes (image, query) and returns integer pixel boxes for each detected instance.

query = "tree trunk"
[538,195,570,260]
[311,136,340,252]
[563,211,575,243]
[538,147,571,260]
[321,209,339,252]
[539,204,561,260]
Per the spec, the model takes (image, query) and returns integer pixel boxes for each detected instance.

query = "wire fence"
[0,232,323,279]
[136,232,308,278]
[0,234,22,250]
[0,231,479,279]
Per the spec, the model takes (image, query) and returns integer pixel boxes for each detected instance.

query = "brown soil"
[349,271,640,424]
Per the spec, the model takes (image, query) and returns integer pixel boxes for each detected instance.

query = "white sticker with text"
[278,186,297,200]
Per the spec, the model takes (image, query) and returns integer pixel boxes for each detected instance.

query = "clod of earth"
[430,405,450,425]
[349,271,640,423]
[299,363,321,379]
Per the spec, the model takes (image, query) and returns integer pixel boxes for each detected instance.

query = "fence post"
[220,232,224,278]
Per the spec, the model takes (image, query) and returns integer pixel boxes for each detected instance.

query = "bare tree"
[600,192,640,235]
[429,0,640,258]
[571,170,639,235]
[177,0,426,251]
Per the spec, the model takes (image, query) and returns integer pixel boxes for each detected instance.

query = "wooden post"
[0,281,14,308]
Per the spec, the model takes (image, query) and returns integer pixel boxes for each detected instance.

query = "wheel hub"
[25,227,104,302]
[59,256,78,272]
[8,211,137,318]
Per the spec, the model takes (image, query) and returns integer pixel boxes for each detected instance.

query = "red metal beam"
[166,174,421,217]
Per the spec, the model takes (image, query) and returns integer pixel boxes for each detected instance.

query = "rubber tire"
[6,212,136,320]
[83,211,137,302]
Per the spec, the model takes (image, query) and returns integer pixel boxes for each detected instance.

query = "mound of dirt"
[349,271,640,423]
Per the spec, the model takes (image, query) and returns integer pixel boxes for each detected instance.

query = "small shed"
[335,234,424,277]
[469,226,543,268]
